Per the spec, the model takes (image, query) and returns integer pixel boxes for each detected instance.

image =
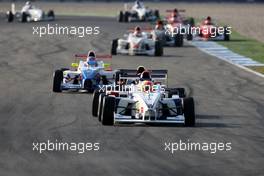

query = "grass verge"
[216,30,264,64]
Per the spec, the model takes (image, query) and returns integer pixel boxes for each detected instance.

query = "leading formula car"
[111,26,163,56]
[6,1,55,23]
[53,51,115,93]
[92,66,195,126]
[118,0,159,22]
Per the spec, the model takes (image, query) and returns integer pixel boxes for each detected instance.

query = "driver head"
[26,1,32,5]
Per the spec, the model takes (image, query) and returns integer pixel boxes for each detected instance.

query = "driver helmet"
[172,8,178,17]
[26,1,32,5]
[134,26,142,37]
[155,20,164,30]
[86,51,97,66]
[136,66,145,76]
[204,16,212,25]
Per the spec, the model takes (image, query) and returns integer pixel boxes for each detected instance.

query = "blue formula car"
[53,51,115,93]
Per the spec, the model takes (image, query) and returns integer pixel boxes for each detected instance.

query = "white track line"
[189,40,264,78]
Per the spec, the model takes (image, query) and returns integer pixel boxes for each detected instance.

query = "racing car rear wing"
[166,9,186,13]
[74,54,112,59]
[118,69,168,85]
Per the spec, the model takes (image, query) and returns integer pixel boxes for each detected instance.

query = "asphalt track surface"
[0,16,264,176]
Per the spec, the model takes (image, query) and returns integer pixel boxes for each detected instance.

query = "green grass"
[216,30,264,64]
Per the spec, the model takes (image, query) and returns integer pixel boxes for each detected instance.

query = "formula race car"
[193,16,230,41]
[6,1,55,22]
[152,20,186,47]
[92,67,195,126]
[158,9,195,46]
[53,51,115,93]
[111,26,163,56]
[118,0,159,22]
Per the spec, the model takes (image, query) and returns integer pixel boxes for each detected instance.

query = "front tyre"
[6,11,14,22]
[21,12,28,23]
[53,70,63,92]
[154,41,163,56]
[118,11,123,22]
[92,90,101,117]
[101,96,115,126]
[174,33,184,47]
[111,39,118,55]
[184,97,195,127]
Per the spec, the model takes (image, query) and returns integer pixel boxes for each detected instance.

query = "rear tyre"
[101,96,115,126]
[154,9,160,19]
[111,39,118,55]
[184,97,195,127]
[47,10,55,20]
[98,93,106,121]
[53,70,63,92]
[6,11,14,22]
[118,11,123,22]
[84,79,93,93]
[124,11,129,22]
[174,33,183,47]
[154,41,163,56]
[186,25,193,41]
[21,12,28,23]
[224,26,230,41]
[92,90,101,117]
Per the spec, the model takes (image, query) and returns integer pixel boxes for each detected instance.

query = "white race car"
[111,27,163,56]
[118,0,159,22]
[6,2,55,22]
[92,68,195,126]
[53,52,115,93]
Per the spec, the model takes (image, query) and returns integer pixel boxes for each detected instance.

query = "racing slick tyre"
[124,11,129,22]
[47,10,55,20]
[154,10,160,19]
[6,11,14,22]
[186,26,193,41]
[98,93,106,121]
[174,34,183,47]
[101,96,115,126]
[118,11,124,22]
[168,88,186,98]
[92,89,101,117]
[224,26,230,41]
[154,41,163,56]
[111,39,118,55]
[53,70,63,92]
[21,12,28,23]
[84,79,93,93]
[183,97,195,127]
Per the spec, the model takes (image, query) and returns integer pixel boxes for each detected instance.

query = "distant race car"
[118,0,159,22]
[6,1,55,22]
[111,26,163,56]
[158,9,195,46]
[92,67,195,126]
[193,16,230,41]
[53,51,115,93]
[152,20,186,47]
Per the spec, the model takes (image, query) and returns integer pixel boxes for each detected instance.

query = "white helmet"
[26,1,32,5]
